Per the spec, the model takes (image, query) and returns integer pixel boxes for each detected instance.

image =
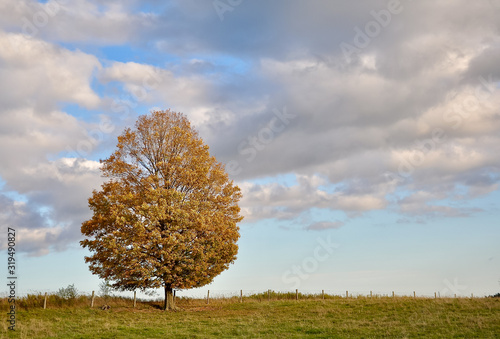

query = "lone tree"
[81,110,243,310]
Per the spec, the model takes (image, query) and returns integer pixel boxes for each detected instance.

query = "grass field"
[2,294,500,338]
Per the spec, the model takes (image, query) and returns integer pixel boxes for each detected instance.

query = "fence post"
[296,289,298,301]
[133,290,137,308]
[434,292,437,299]
[207,290,210,304]
[43,292,47,309]
[346,290,348,298]
[91,291,95,308]
[268,289,270,301]
[471,293,473,299]
[322,290,324,300]
[240,290,243,303]
[413,291,416,298]
[392,291,395,298]
[370,291,372,298]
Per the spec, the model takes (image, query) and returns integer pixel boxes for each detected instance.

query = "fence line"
[8,289,482,310]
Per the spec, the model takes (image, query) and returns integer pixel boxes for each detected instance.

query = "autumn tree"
[80,110,243,310]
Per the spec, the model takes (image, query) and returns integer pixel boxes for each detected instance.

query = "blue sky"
[1,0,499,299]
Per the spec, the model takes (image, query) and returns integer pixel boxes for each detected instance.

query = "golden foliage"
[81,110,243,292]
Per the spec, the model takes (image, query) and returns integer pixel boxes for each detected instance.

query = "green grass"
[2,295,499,338]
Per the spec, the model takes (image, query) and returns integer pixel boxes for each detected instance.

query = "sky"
[1,0,499,299]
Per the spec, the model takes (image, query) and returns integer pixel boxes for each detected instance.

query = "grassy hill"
[2,294,500,338]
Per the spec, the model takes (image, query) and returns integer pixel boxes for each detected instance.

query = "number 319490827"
[7,228,15,275]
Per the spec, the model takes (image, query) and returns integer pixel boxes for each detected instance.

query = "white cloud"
[1,0,500,255]
[306,221,344,231]
[0,158,102,255]
[0,0,158,44]
[98,60,250,127]
[0,32,101,109]
[239,175,387,222]
[397,191,481,218]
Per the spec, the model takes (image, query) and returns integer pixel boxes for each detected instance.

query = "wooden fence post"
[91,291,95,308]
[207,290,210,304]
[133,290,137,308]
[322,290,324,300]
[240,290,243,303]
[434,292,437,299]
[370,291,372,298]
[296,289,298,301]
[392,291,395,298]
[268,289,270,301]
[43,292,47,309]
[346,290,348,298]
[413,291,416,298]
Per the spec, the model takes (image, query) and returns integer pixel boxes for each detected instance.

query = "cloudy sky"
[1,0,499,298]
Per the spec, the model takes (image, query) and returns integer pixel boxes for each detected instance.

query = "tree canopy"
[81,110,243,310]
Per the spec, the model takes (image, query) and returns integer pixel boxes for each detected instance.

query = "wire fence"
[1,288,486,312]
[182,289,479,302]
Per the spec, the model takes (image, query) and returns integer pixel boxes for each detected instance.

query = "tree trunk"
[163,284,177,311]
